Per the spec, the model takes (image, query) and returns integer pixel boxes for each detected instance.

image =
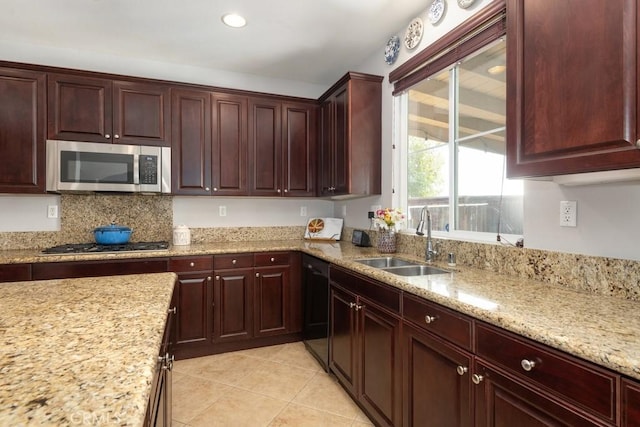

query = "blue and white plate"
[384,35,401,65]
[429,0,446,24]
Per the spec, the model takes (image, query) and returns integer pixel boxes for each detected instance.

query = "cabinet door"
[332,86,349,194]
[319,100,334,196]
[474,360,606,427]
[171,88,212,195]
[329,284,358,396]
[248,98,281,196]
[506,0,640,177]
[174,272,212,346]
[213,267,253,342]
[403,323,473,427]
[0,68,46,193]
[623,378,640,427]
[359,299,402,427]
[212,93,248,195]
[113,81,170,146]
[0,263,31,283]
[282,101,316,197]
[254,265,289,337]
[47,73,112,143]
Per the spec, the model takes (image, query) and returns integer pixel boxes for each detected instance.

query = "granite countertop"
[1,240,639,382]
[0,272,176,426]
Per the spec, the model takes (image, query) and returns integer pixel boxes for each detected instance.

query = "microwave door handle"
[133,154,140,185]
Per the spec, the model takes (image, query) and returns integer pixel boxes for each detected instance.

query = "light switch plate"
[219,206,227,217]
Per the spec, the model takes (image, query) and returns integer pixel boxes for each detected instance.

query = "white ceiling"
[0,0,428,86]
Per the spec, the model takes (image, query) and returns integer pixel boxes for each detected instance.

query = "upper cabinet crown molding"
[506,0,640,178]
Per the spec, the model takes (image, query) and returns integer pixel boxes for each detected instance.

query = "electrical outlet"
[559,200,577,227]
[47,205,58,219]
[219,206,227,217]
[300,206,307,216]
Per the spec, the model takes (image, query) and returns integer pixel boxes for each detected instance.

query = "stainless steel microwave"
[46,140,171,193]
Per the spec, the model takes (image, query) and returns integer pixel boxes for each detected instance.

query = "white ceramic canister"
[173,225,191,245]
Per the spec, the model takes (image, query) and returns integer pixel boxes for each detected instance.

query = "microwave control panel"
[139,155,158,184]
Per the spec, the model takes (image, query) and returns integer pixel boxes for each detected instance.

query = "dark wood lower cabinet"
[474,359,608,427]
[214,266,253,342]
[329,266,402,427]
[403,323,473,427]
[31,258,169,280]
[0,263,31,282]
[254,265,289,337]
[623,378,640,427]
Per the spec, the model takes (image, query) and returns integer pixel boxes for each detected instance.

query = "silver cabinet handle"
[456,366,468,376]
[277,189,281,193]
[207,276,212,281]
[270,257,275,262]
[349,302,357,309]
[355,304,363,311]
[114,134,120,139]
[284,189,288,193]
[215,275,220,280]
[472,374,484,384]
[105,134,111,139]
[424,315,437,324]
[232,259,237,265]
[256,273,260,277]
[521,359,536,372]
[213,187,218,191]
[205,187,210,191]
[168,307,177,315]
[189,262,195,267]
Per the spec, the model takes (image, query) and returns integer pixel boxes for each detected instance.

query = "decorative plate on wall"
[404,17,424,50]
[428,0,446,25]
[457,0,476,9]
[384,35,401,65]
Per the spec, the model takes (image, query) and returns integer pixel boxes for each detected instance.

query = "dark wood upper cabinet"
[319,72,382,197]
[48,73,170,146]
[506,0,640,178]
[212,93,248,195]
[248,98,316,197]
[171,88,212,195]
[282,101,317,197]
[112,81,170,146]
[248,98,282,196]
[0,67,46,193]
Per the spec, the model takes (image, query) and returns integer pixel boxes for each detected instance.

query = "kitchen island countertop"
[0,272,176,426]
[1,240,639,383]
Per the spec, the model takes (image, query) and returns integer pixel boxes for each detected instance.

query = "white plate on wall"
[404,17,424,50]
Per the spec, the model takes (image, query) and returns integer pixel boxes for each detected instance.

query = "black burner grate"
[42,241,169,254]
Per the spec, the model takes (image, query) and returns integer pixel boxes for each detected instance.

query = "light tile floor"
[172,342,374,427]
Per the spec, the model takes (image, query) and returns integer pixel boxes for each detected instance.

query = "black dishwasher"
[302,254,330,371]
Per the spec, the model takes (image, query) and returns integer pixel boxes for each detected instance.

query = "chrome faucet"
[415,207,426,236]
[424,208,438,262]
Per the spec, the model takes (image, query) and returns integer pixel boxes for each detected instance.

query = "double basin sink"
[355,256,449,277]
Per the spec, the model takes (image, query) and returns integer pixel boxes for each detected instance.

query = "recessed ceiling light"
[487,65,506,75]
[222,13,246,28]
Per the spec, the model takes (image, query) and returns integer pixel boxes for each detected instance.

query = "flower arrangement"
[373,208,405,231]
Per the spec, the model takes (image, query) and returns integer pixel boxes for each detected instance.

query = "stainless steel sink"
[355,257,416,268]
[381,265,450,276]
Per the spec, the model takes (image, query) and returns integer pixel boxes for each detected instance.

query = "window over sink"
[390,7,523,244]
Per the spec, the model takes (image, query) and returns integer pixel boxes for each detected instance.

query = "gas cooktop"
[41,241,170,255]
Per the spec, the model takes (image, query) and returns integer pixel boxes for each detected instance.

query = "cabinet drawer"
[170,256,213,272]
[476,322,617,423]
[254,252,289,267]
[214,253,253,269]
[330,265,401,314]
[403,293,472,351]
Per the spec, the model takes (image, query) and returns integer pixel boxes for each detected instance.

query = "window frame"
[390,1,522,244]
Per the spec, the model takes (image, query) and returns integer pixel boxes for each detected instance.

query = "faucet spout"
[425,209,437,262]
[415,207,426,236]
